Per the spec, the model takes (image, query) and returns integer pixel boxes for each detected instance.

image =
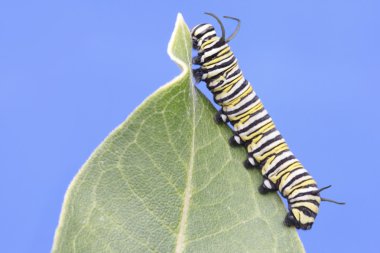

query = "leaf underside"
[52,13,305,253]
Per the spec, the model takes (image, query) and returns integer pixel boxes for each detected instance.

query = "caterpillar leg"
[192,55,202,65]
[284,213,297,227]
[192,68,203,83]
[214,109,228,124]
[258,179,277,194]
[243,155,258,169]
[283,212,306,230]
[229,135,243,146]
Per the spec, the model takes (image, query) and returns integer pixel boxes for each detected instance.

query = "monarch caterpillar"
[191,13,344,230]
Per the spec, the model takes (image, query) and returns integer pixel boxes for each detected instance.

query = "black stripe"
[193,25,213,39]
[207,79,224,90]
[201,35,216,45]
[212,81,236,96]
[235,112,270,135]
[281,172,310,195]
[292,206,317,218]
[260,124,278,137]
[247,105,267,122]
[287,185,319,199]
[277,165,304,184]
[203,45,229,63]
[211,70,243,95]
[204,55,236,73]
[258,149,291,169]
[288,181,317,194]
[204,59,238,85]
[226,68,241,79]
[225,95,259,115]
[265,154,296,176]
[259,138,287,160]
[251,131,282,154]
[202,38,225,51]
[290,199,320,207]
[253,148,288,158]
[216,80,249,104]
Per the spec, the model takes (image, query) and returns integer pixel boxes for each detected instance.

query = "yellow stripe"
[209,76,227,91]
[250,101,264,114]
[227,73,244,85]
[241,132,259,142]
[203,47,231,66]
[217,47,230,56]
[224,85,252,106]
[291,202,319,214]
[257,143,288,161]
[213,73,243,93]
[204,51,233,67]
[219,84,233,94]
[271,162,302,182]
[282,178,316,196]
[289,179,318,193]
[260,155,276,174]
[232,99,262,128]
[215,75,244,97]
[291,195,321,203]
[253,135,263,143]
[291,209,315,224]
[229,103,263,121]
[200,37,218,50]
[244,122,275,146]
[224,63,238,76]
[256,122,275,137]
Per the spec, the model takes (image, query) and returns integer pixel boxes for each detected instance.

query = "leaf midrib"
[174,19,194,253]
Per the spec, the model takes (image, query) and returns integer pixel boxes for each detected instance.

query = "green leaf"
[52,13,305,253]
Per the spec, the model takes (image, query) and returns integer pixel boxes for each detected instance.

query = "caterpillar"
[191,13,344,230]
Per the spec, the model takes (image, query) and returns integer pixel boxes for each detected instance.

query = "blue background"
[1,1,378,252]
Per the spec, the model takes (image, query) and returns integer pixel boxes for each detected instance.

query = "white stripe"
[225,64,240,78]
[193,24,212,37]
[218,81,250,104]
[239,117,272,143]
[267,157,298,179]
[281,175,313,197]
[202,38,219,50]
[205,58,237,80]
[255,137,284,158]
[261,150,294,174]
[234,109,268,132]
[280,170,312,194]
[215,77,245,101]
[208,65,241,89]
[225,93,259,117]
[289,195,320,203]
[202,44,228,61]
[288,186,318,199]
[199,30,216,41]
[206,53,235,70]
[254,131,281,154]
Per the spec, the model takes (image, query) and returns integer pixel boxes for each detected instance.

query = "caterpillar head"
[191,24,217,50]
[284,185,345,230]
[191,13,241,50]
[283,185,321,230]
[284,205,319,230]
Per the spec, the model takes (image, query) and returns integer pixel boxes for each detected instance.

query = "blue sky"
[1,1,379,252]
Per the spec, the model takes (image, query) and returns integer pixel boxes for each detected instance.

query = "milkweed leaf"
[52,13,305,253]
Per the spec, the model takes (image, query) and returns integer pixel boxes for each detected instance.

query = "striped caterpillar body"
[191,13,344,230]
